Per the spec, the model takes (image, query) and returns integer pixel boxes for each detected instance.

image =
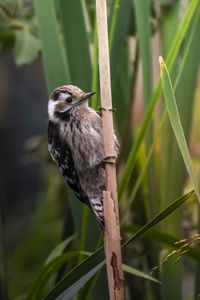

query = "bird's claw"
[103,156,117,166]
[98,107,116,114]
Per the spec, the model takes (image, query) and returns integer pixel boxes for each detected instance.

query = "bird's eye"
[66,97,73,103]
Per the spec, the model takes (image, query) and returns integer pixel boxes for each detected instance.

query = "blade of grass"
[123,190,195,247]
[42,250,105,300]
[109,0,121,49]
[159,2,180,212]
[123,225,200,261]
[34,0,70,92]
[44,235,76,265]
[110,0,132,83]
[58,0,92,90]
[118,0,199,198]
[91,17,99,109]
[121,4,200,219]
[159,57,200,203]
[42,190,194,299]
[133,0,152,106]
[28,251,90,300]
[133,5,158,294]
[113,43,130,130]
[123,264,161,284]
[120,111,167,222]
[92,0,132,109]
[67,192,101,251]
[79,207,89,262]
[44,262,105,300]
[159,5,200,298]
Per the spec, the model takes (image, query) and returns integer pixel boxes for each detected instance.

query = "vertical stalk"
[95,1,124,299]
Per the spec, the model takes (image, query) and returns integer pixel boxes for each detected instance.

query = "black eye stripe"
[53,91,60,101]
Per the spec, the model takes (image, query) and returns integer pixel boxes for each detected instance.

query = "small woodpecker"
[47,85,119,228]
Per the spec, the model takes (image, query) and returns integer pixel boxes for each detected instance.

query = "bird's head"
[48,85,95,122]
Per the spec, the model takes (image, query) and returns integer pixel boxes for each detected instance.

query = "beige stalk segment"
[96,1,125,299]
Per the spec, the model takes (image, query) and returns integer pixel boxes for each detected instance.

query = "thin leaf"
[122,190,195,247]
[109,0,121,49]
[47,262,105,300]
[41,234,105,299]
[43,260,105,300]
[121,4,200,219]
[110,0,132,82]
[91,17,99,109]
[45,235,76,265]
[121,111,167,222]
[34,0,70,92]
[134,0,157,218]
[58,0,92,90]
[28,251,90,300]
[42,190,194,299]
[159,56,200,203]
[133,0,152,105]
[118,0,199,198]
[123,264,161,284]
[123,225,200,261]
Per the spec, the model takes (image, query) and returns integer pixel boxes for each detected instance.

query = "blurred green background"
[0,0,200,299]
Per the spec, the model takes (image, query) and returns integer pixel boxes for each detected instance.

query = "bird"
[47,85,119,229]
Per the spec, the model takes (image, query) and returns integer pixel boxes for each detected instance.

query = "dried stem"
[96,1,124,299]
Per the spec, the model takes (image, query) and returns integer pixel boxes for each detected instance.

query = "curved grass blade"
[42,190,194,299]
[118,0,199,198]
[159,57,200,203]
[123,225,200,261]
[109,0,121,49]
[110,0,132,81]
[120,111,167,222]
[121,5,200,219]
[133,1,155,213]
[58,0,91,90]
[123,264,161,284]
[45,235,76,265]
[42,249,105,300]
[47,262,104,300]
[34,0,70,92]
[28,251,90,300]
[91,17,99,109]
[133,0,152,106]
[122,190,195,247]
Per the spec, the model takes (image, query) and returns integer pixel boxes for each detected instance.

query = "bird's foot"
[98,107,116,115]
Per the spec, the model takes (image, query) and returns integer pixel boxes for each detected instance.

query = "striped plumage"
[48,85,113,228]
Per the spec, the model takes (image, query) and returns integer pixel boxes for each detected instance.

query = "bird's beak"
[78,91,95,103]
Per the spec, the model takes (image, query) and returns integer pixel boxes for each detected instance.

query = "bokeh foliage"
[1,0,200,299]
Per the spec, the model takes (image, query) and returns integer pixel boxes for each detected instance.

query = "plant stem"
[96,1,124,299]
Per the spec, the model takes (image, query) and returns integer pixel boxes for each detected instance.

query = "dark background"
[0,55,46,221]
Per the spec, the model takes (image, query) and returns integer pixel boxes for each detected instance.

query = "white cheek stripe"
[48,98,71,123]
[48,99,56,118]
[48,91,71,119]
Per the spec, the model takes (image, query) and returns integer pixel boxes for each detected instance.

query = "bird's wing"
[48,121,89,205]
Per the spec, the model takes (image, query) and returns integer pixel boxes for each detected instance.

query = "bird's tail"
[89,196,105,230]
